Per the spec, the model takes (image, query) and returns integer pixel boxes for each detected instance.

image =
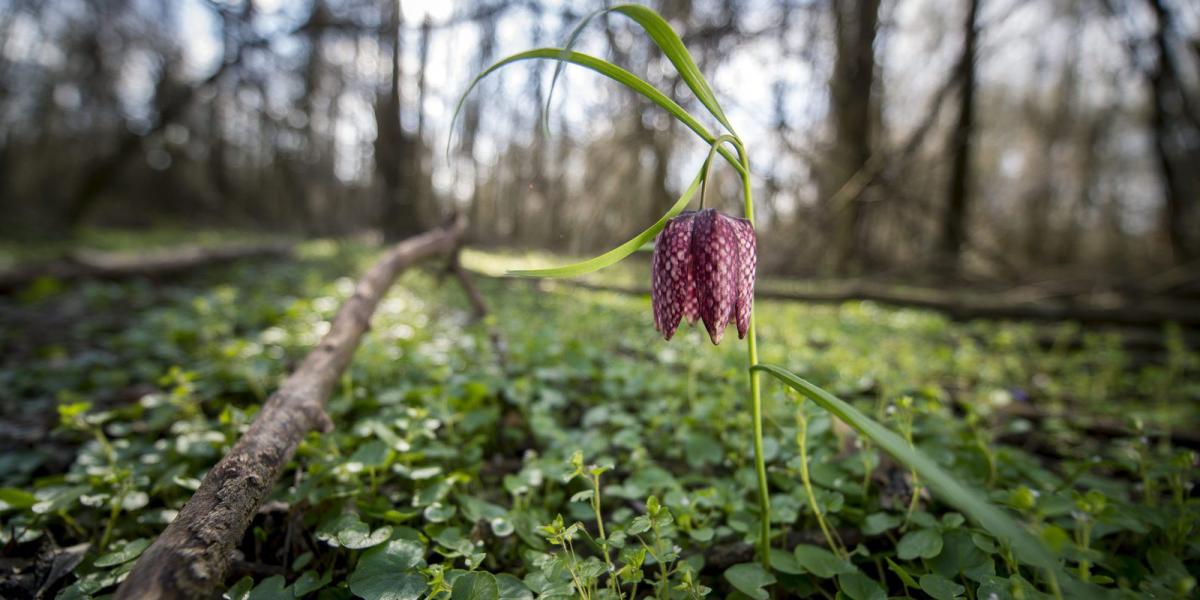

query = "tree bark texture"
[116,219,465,599]
[1145,0,1198,263]
[827,0,881,274]
[937,0,981,274]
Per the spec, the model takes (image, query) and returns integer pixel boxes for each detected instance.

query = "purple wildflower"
[651,209,756,344]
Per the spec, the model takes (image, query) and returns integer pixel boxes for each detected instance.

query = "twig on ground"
[115,220,465,600]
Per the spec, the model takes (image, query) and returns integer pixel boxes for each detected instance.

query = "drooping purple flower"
[651,209,756,344]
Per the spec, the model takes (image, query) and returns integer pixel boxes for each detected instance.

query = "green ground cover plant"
[0,238,1196,599]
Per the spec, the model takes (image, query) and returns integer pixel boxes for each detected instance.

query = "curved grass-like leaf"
[548,4,737,137]
[449,48,743,176]
[505,167,704,278]
[752,365,1061,571]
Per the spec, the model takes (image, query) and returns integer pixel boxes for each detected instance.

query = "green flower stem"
[738,144,771,569]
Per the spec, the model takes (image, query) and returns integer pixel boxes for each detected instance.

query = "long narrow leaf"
[548,4,737,136]
[752,364,1059,570]
[506,167,703,278]
[449,48,743,176]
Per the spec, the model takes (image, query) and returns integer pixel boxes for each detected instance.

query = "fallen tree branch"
[0,242,294,293]
[116,219,465,600]
[447,251,489,320]
[473,272,1200,330]
[447,251,509,371]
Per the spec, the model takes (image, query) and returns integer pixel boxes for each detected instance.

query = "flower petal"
[651,212,696,340]
[731,217,756,339]
[691,209,737,344]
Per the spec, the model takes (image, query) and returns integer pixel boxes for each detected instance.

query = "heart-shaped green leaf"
[792,544,855,578]
[723,563,776,600]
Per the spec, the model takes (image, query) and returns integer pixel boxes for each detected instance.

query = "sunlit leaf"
[450,48,743,176]
[505,166,703,279]
[549,4,737,136]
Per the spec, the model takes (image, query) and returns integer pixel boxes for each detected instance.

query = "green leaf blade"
[450,48,742,175]
[753,364,1057,571]
[549,5,737,136]
[505,167,704,279]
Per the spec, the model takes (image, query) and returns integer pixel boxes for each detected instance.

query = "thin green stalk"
[650,519,670,598]
[98,497,122,550]
[905,471,922,523]
[1046,568,1064,600]
[974,434,997,486]
[738,144,771,568]
[895,401,922,524]
[57,511,86,538]
[89,419,123,549]
[589,472,622,599]
[796,406,845,558]
[563,537,591,600]
[1075,517,1093,582]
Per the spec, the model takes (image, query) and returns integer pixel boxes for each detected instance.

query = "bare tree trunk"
[827,0,881,275]
[1145,0,1197,263]
[416,17,431,143]
[207,3,246,218]
[937,0,981,276]
[1024,50,1077,265]
[116,219,465,600]
[462,16,496,242]
[378,1,422,241]
[414,16,435,225]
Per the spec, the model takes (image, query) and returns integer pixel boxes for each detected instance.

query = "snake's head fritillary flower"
[651,209,756,344]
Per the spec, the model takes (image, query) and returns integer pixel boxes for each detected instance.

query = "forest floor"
[0,232,1196,599]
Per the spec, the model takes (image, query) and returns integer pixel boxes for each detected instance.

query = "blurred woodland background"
[1,0,1198,282]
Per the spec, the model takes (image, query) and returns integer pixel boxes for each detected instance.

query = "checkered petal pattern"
[651,209,756,345]
[731,217,756,339]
